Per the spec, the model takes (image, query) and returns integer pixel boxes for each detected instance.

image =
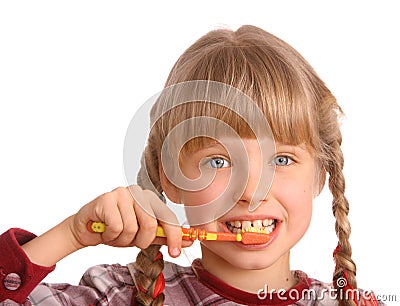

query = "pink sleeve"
[0,228,55,303]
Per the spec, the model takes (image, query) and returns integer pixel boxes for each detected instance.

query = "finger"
[129,186,158,249]
[145,191,184,256]
[151,236,194,248]
[90,192,124,243]
[158,221,183,258]
[107,187,139,246]
[146,191,180,226]
[142,190,185,257]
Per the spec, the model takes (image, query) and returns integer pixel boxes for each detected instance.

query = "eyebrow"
[275,143,311,158]
[185,140,231,158]
[196,142,226,153]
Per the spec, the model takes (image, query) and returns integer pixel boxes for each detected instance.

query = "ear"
[159,163,181,204]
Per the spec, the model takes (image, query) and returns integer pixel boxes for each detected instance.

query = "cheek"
[182,173,231,225]
[278,176,314,232]
[181,188,222,206]
[290,193,313,231]
[181,171,231,206]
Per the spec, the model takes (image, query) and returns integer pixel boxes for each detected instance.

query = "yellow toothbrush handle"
[156,226,167,237]
[89,222,167,236]
[90,222,218,240]
[88,222,241,243]
[89,221,106,233]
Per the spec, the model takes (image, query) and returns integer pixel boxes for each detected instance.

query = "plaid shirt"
[0,229,385,306]
[1,262,386,306]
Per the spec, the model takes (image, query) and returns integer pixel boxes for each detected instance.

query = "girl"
[0,25,383,305]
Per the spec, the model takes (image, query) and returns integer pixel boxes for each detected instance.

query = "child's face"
[166,137,316,271]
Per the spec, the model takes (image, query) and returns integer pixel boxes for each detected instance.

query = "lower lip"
[221,221,281,250]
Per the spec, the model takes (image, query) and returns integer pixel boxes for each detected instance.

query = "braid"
[133,244,164,306]
[326,139,357,306]
[134,140,165,306]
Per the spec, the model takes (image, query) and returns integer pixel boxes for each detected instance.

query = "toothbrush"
[87,221,270,245]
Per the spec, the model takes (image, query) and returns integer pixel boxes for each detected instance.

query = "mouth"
[225,218,277,235]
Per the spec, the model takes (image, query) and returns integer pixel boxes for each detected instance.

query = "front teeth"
[226,219,277,234]
[241,221,250,232]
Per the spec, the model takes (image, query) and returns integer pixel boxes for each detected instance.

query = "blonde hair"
[134,25,356,306]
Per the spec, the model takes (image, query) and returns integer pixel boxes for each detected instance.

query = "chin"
[234,259,273,270]
[204,243,279,270]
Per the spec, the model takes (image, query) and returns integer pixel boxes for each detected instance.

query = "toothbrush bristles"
[241,232,270,245]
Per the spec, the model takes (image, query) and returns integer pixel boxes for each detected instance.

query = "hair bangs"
[159,26,320,154]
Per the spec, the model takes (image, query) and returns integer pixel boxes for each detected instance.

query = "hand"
[69,186,191,257]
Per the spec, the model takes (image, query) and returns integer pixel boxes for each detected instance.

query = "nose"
[234,153,273,211]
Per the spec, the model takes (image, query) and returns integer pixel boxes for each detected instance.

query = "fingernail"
[170,247,181,257]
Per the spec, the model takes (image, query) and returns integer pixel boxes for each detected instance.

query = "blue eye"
[272,155,293,166]
[206,157,231,169]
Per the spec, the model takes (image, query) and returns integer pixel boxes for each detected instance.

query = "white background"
[0,1,398,304]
